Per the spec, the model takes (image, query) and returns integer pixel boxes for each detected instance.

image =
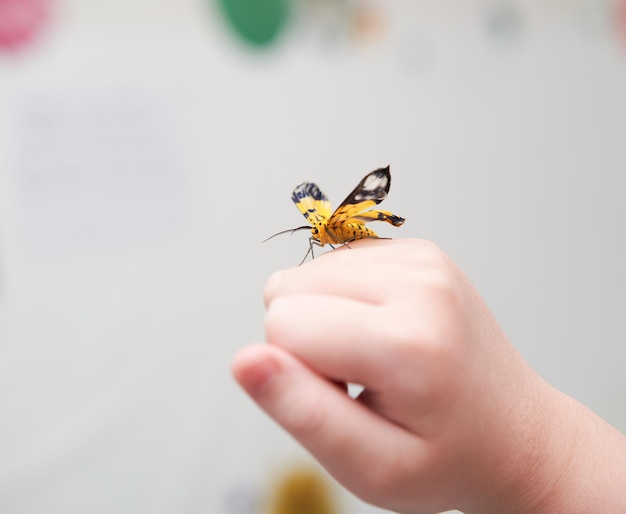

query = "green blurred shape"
[217,0,290,46]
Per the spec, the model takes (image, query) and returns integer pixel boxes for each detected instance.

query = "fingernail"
[233,347,281,396]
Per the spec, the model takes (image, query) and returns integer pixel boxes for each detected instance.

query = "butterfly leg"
[299,244,313,266]
[299,238,324,265]
[326,227,349,249]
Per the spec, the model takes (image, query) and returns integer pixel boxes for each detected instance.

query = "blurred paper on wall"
[8,87,186,256]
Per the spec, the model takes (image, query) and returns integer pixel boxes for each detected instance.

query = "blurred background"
[0,1,625,513]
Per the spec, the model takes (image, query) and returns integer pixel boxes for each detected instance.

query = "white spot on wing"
[362,173,388,191]
[354,172,388,201]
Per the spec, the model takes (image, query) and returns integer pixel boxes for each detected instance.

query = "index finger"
[264,239,404,306]
[264,238,446,307]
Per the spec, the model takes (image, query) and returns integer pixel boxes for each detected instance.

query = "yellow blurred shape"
[267,465,339,514]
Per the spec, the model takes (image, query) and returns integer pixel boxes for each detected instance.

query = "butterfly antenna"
[263,225,311,243]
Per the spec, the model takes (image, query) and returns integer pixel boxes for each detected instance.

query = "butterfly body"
[267,166,405,263]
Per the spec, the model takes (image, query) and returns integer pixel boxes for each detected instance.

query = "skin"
[232,239,626,514]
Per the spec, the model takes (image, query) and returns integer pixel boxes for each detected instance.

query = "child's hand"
[232,239,626,514]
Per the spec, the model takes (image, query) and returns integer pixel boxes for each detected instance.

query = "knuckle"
[264,270,287,307]
[405,238,445,260]
[264,297,289,344]
[423,267,460,304]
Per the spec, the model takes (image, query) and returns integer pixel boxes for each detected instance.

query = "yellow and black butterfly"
[265,166,405,264]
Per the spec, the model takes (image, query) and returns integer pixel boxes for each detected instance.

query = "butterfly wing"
[291,182,332,224]
[344,209,405,226]
[326,166,405,242]
[334,166,392,216]
[265,168,404,263]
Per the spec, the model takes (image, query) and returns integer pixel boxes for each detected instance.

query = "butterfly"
[265,166,405,264]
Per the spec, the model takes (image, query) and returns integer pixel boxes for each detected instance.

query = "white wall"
[0,1,624,513]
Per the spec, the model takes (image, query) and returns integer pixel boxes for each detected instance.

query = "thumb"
[231,343,421,506]
[232,343,353,440]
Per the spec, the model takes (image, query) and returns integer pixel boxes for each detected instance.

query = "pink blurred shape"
[616,0,626,45]
[0,0,50,51]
